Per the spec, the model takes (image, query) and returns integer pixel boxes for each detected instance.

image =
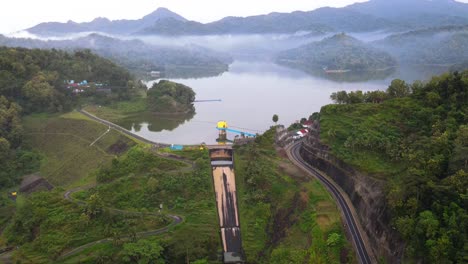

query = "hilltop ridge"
[277,33,396,72]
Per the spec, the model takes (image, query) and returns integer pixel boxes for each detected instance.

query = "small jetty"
[194,99,222,103]
[208,146,244,263]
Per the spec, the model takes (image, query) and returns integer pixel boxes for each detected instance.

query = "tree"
[347,90,365,104]
[272,114,279,124]
[85,194,104,219]
[326,232,342,247]
[387,79,410,98]
[330,90,349,104]
[122,239,165,264]
[309,112,320,121]
[147,80,195,113]
[364,90,387,103]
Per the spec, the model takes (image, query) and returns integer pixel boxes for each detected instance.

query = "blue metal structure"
[217,127,256,137]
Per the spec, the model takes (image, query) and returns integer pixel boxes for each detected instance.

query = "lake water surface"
[116,61,449,145]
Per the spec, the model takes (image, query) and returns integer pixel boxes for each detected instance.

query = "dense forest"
[374,26,468,65]
[322,71,467,263]
[277,33,396,72]
[147,80,196,114]
[0,34,232,78]
[0,47,140,187]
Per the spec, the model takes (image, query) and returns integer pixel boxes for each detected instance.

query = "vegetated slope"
[0,47,136,113]
[0,97,39,188]
[374,26,468,65]
[61,147,222,263]
[320,71,467,263]
[22,112,136,186]
[2,147,180,263]
[62,130,352,263]
[0,47,139,189]
[235,130,352,263]
[0,34,232,76]
[277,33,396,72]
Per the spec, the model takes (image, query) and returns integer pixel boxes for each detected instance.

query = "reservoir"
[115,60,449,145]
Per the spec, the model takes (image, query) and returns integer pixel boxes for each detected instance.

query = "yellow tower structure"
[217,121,228,141]
[217,121,228,129]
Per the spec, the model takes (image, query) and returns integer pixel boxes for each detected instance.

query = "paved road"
[287,141,373,264]
[78,109,169,147]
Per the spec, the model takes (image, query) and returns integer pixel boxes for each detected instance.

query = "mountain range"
[27,8,187,36]
[25,0,468,36]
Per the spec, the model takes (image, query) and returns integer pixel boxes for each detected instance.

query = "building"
[19,174,53,194]
[302,120,314,128]
[150,71,161,78]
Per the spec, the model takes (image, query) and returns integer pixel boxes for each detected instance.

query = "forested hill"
[0,34,232,76]
[276,33,396,72]
[374,26,468,65]
[0,47,138,112]
[0,47,139,187]
[320,71,467,263]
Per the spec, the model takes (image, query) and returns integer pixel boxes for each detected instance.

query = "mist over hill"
[374,26,468,65]
[8,0,468,76]
[0,33,231,77]
[277,33,396,72]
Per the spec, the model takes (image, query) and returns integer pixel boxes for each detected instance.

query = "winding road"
[60,185,183,260]
[58,150,194,260]
[287,141,374,264]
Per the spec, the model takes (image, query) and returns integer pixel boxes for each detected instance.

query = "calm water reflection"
[115,61,449,144]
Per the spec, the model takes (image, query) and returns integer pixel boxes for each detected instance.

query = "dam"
[209,146,244,263]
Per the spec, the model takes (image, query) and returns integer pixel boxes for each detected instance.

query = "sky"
[2,0,468,35]
[1,0,371,34]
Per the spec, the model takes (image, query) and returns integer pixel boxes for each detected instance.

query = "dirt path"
[0,250,13,264]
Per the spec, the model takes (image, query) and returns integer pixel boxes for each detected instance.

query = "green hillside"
[22,112,136,187]
[375,26,468,65]
[320,71,467,263]
[277,33,396,72]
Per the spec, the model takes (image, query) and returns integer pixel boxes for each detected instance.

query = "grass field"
[22,111,137,187]
[83,96,147,123]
